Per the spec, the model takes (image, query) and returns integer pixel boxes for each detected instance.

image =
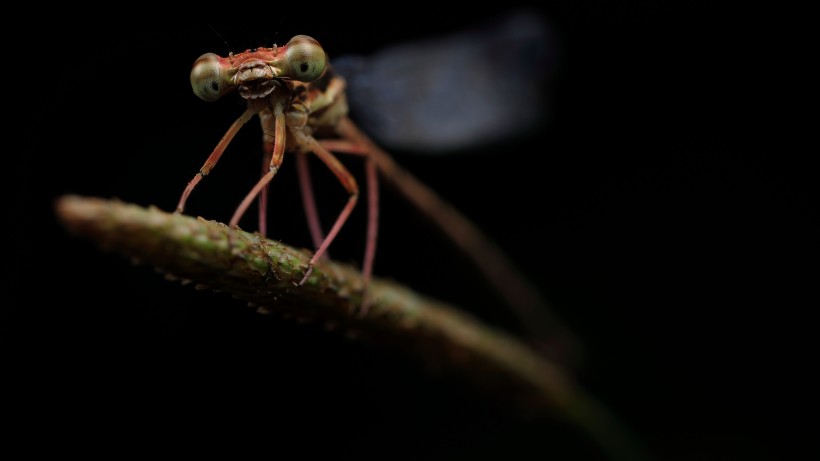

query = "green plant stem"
[55,194,648,461]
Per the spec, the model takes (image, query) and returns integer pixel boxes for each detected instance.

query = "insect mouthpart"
[235,60,279,100]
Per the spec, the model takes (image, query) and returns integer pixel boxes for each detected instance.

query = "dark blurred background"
[6,3,807,460]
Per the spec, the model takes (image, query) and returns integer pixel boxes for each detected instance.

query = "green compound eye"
[285,35,327,82]
[190,53,226,102]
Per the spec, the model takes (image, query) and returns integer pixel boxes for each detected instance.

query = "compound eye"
[190,53,225,101]
[285,35,327,82]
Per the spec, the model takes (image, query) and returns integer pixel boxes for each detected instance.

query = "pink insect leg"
[258,147,272,237]
[318,139,379,314]
[293,134,359,290]
[230,107,286,230]
[296,152,326,253]
[176,108,256,214]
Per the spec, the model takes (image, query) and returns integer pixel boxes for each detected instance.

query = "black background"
[6,3,809,460]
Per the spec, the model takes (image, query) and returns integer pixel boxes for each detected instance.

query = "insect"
[175,11,581,364]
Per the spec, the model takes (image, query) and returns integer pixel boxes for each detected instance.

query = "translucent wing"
[331,9,555,154]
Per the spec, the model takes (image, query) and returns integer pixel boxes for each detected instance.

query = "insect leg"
[295,151,326,252]
[318,139,379,314]
[361,156,379,314]
[291,132,359,290]
[230,106,286,230]
[176,108,256,214]
[258,147,272,237]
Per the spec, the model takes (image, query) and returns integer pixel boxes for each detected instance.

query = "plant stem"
[55,194,649,461]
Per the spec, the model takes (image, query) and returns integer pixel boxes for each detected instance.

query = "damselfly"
[175,10,580,363]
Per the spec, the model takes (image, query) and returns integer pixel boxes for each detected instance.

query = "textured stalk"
[54,194,647,461]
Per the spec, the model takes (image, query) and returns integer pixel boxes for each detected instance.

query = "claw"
[298,266,314,286]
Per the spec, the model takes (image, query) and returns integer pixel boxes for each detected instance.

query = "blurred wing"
[331,9,556,154]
